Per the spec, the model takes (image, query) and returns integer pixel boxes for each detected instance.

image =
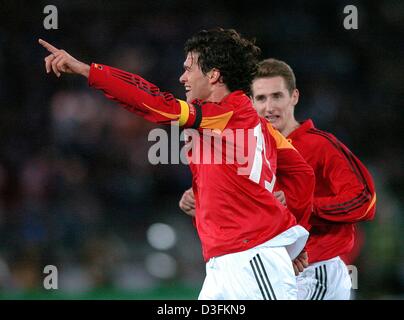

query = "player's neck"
[208,85,231,103]
[281,119,300,137]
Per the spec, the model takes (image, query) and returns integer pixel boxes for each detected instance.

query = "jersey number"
[248,124,276,192]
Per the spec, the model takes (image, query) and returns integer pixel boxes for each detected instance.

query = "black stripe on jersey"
[307,128,372,213]
[250,254,277,300]
[256,254,277,300]
[314,266,324,300]
[110,72,157,97]
[109,68,177,101]
[252,256,272,300]
[191,102,203,129]
[320,193,370,213]
[310,267,320,300]
[311,265,328,300]
[110,70,162,97]
[250,259,268,300]
[110,68,134,81]
[110,73,137,87]
[321,189,368,209]
[307,129,361,182]
[321,189,370,211]
[308,128,369,190]
[320,190,370,213]
[319,265,328,300]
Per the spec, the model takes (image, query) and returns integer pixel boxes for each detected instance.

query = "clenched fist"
[179,188,196,217]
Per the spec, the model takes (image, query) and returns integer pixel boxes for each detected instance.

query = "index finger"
[38,38,59,53]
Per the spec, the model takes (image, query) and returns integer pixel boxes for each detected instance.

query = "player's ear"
[208,68,221,84]
[249,91,255,102]
[291,88,299,106]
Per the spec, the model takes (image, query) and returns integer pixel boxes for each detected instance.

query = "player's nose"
[264,99,275,112]
[179,72,187,84]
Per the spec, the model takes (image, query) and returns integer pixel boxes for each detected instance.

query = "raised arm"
[39,39,198,126]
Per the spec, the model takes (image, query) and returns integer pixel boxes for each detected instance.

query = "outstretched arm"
[39,39,235,131]
[39,39,197,126]
[39,39,90,78]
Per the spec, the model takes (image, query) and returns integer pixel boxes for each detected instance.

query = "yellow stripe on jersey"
[266,122,296,150]
[364,193,376,215]
[177,99,190,126]
[142,103,180,120]
[351,192,376,221]
[200,111,233,132]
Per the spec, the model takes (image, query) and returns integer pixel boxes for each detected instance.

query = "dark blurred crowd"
[0,0,403,298]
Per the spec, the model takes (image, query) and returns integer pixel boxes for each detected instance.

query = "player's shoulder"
[263,120,297,150]
[194,91,258,131]
[304,125,341,149]
[290,122,342,156]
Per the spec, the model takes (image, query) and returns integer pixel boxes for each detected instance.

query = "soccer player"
[251,58,376,299]
[180,58,377,300]
[39,29,315,300]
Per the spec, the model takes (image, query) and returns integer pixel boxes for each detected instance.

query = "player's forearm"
[313,190,376,223]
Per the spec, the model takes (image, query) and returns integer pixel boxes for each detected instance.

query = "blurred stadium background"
[0,0,403,299]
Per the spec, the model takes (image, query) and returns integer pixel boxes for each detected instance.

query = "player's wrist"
[79,63,90,78]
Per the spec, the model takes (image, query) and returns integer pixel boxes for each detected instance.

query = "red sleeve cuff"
[88,63,108,87]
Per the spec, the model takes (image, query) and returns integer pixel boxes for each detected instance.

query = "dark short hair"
[184,28,261,95]
[255,58,296,95]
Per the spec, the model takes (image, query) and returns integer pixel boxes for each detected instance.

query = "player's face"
[252,77,299,134]
[179,52,211,103]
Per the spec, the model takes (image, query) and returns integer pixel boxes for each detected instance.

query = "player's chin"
[267,118,281,130]
[185,93,192,103]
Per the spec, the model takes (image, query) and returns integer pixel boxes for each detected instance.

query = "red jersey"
[287,119,376,263]
[88,63,314,261]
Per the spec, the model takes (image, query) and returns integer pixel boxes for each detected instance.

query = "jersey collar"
[287,119,315,139]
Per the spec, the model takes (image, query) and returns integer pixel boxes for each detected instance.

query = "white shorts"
[297,256,352,300]
[198,244,297,300]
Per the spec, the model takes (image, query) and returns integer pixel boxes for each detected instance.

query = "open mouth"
[266,115,280,123]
